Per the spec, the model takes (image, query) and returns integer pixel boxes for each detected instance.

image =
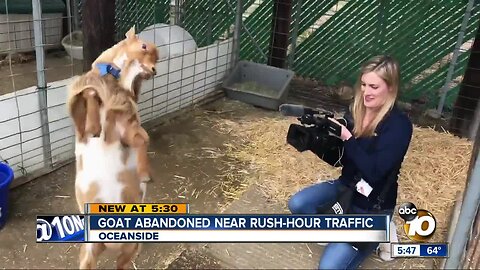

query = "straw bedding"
[211,105,473,244]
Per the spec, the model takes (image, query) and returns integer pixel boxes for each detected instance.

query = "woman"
[288,55,413,269]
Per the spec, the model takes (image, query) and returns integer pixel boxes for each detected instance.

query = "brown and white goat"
[71,25,159,183]
[67,73,150,269]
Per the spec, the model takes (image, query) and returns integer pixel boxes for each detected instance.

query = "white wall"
[0,38,233,181]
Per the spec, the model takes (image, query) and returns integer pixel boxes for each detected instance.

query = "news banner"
[36,203,448,258]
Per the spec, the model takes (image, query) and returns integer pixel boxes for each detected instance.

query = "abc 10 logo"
[398,202,436,242]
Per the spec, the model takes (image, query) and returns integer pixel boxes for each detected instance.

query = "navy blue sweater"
[338,105,413,211]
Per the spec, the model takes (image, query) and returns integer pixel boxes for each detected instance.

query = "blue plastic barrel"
[0,162,13,229]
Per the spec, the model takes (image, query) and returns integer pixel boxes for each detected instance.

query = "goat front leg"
[122,125,151,182]
[136,140,151,182]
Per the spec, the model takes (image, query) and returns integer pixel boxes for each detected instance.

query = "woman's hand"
[328,118,353,141]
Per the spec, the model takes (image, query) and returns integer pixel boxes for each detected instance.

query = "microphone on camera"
[279,104,320,117]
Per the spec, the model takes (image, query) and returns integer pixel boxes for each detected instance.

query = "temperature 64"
[420,244,448,257]
[427,246,441,254]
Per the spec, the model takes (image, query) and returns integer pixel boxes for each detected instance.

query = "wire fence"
[243,0,480,139]
[0,0,82,184]
[0,0,236,186]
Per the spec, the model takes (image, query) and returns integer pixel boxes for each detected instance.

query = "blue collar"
[96,63,121,79]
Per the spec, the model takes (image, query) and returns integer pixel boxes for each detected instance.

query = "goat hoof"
[140,175,151,182]
[379,252,394,261]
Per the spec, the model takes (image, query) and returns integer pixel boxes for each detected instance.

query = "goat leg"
[136,141,151,182]
[122,125,151,182]
[83,89,101,137]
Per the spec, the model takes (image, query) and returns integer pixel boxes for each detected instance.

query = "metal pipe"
[32,0,53,169]
[287,0,302,68]
[469,98,480,140]
[436,0,474,115]
[174,0,180,25]
[444,149,480,269]
[66,0,72,35]
[72,0,81,30]
[231,0,243,70]
[207,0,213,45]
[226,0,267,62]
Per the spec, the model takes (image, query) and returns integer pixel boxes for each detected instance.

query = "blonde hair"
[350,55,400,138]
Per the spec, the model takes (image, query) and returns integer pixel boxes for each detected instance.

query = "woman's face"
[360,71,390,110]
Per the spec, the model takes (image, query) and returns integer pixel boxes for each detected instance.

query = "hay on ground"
[213,111,472,243]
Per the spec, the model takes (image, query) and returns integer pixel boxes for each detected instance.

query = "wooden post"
[268,0,292,68]
[449,20,480,138]
[81,0,116,71]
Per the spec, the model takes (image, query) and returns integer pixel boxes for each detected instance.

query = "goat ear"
[70,93,88,141]
[125,26,137,40]
[83,89,102,137]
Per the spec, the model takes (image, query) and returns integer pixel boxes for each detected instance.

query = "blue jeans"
[288,179,393,270]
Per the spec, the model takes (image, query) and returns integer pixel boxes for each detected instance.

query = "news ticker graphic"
[391,243,449,258]
[86,203,189,214]
[86,214,389,242]
[37,206,391,243]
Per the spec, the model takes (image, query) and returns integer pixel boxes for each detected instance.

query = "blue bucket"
[0,162,14,229]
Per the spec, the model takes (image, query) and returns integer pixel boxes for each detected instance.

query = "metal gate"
[0,0,238,186]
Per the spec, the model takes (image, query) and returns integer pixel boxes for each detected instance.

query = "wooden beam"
[81,0,116,71]
[268,0,292,68]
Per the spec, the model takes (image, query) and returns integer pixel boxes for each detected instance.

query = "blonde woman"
[288,55,413,269]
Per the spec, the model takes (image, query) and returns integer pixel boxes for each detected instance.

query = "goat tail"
[67,73,112,140]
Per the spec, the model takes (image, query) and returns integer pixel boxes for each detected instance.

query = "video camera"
[279,104,347,166]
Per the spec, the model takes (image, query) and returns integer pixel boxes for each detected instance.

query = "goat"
[67,73,149,269]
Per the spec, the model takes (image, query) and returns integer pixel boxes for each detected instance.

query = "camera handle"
[297,113,342,138]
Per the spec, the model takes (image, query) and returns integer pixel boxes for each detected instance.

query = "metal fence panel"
[231,0,480,111]
[0,0,236,185]
[181,0,254,47]
[115,0,171,41]
[0,0,82,183]
[240,0,274,64]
